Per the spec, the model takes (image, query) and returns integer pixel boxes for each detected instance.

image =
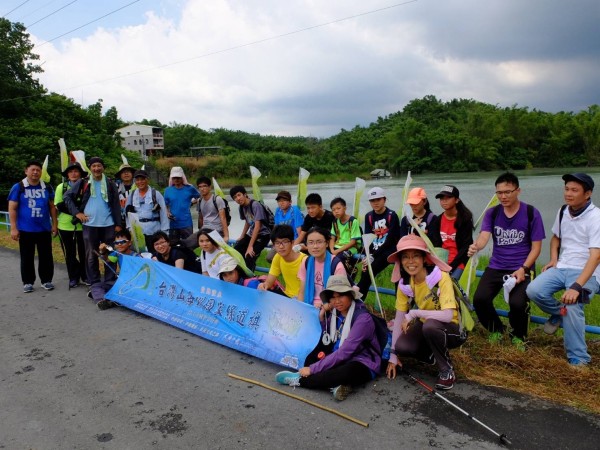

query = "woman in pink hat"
[385,235,466,390]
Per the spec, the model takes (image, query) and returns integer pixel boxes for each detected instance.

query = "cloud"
[32,0,600,137]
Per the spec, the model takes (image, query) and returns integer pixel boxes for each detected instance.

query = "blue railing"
[1,210,597,334]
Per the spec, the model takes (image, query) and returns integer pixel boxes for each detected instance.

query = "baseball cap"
[562,173,594,191]
[368,187,385,200]
[407,187,427,205]
[276,190,292,201]
[435,185,460,199]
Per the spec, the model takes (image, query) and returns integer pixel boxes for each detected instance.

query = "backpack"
[303,254,355,287]
[368,312,390,358]
[426,277,475,336]
[249,199,275,230]
[205,195,231,226]
[125,187,160,215]
[17,180,54,202]
[332,215,364,252]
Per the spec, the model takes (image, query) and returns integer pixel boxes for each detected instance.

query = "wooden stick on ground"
[227,373,369,428]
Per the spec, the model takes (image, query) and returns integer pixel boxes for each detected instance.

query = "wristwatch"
[521,265,531,274]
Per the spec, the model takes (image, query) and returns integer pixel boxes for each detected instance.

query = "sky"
[4,0,600,137]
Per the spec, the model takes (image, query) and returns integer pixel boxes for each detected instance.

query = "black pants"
[394,319,465,373]
[357,248,395,297]
[83,226,117,301]
[473,268,530,340]
[300,341,372,389]
[58,229,87,283]
[234,234,270,271]
[19,231,54,285]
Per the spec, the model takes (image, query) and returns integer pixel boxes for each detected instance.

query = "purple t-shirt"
[481,202,545,271]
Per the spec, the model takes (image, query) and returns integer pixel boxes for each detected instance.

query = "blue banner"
[105,255,322,369]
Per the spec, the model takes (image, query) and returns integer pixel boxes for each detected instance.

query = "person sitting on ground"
[527,173,600,367]
[385,235,465,390]
[229,185,271,271]
[399,187,441,246]
[95,229,140,311]
[293,193,335,253]
[329,197,362,276]
[151,231,202,274]
[218,256,285,294]
[428,185,474,280]
[197,228,228,279]
[258,225,307,298]
[275,275,382,401]
[356,187,401,298]
[297,227,347,308]
[265,190,304,263]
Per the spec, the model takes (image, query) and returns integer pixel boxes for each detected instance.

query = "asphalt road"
[1,247,599,450]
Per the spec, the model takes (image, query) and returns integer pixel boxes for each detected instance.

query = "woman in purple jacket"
[275,275,382,401]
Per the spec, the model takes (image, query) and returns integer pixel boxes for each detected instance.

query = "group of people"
[8,158,599,399]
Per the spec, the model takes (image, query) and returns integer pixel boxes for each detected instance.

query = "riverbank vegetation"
[2,17,600,197]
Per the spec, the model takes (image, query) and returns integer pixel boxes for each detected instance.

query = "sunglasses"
[114,239,129,245]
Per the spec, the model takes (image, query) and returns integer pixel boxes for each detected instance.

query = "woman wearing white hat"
[276,275,382,401]
[386,235,466,390]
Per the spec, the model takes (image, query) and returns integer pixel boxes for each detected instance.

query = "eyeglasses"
[495,188,518,197]
[401,253,423,261]
[307,240,326,246]
[114,240,129,245]
[154,240,168,247]
[274,239,291,247]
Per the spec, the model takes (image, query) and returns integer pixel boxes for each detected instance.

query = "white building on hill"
[116,124,164,159]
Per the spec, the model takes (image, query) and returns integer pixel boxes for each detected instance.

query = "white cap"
[169,166,185,178]
[368,187,385,200]
[218,256,238,274]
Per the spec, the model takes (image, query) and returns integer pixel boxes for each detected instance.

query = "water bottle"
[382,331,392,361]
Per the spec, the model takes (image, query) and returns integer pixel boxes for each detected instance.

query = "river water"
[206,168,600,263]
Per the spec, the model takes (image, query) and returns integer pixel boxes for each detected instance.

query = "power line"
[2,0,31,18]
[27,0,79,28]
[54,1,419,91]
[16,0,62,22]
[34,0,140,48]
[1,1,418,104]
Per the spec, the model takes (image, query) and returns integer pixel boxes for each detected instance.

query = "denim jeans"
[526,268,599,363]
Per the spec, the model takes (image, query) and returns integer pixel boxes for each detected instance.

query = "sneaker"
[331,385,352,401]
[543,315,562,335]
[435,370,456,390]
[568,358,589,368]
[69,279,79,289]
[87,289,93,299]
[488,331,503,344]
[83,280,91,287]
[275,371,301,387]
[23,284,34,293]
[42,282,55,291]
[97,299,116,310]
[511,336,526,352]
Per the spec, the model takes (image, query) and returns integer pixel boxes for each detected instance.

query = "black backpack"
[249,199,275,230]
[209,195,232,226]
[172,242,203,274]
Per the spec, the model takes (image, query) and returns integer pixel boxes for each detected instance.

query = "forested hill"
[162,96,600,179]
[1,17,599,196]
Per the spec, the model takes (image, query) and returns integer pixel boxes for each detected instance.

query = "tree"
[0,18,44,118]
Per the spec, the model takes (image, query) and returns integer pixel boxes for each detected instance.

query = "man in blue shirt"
[164,166,200,240]
[8,160,58,293]
[64,156,122,308]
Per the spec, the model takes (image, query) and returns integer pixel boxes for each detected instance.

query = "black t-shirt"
[301,209,335,235]
[154,247,202,273]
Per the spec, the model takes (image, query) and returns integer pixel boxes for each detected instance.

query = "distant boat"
[370,168,392,179]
